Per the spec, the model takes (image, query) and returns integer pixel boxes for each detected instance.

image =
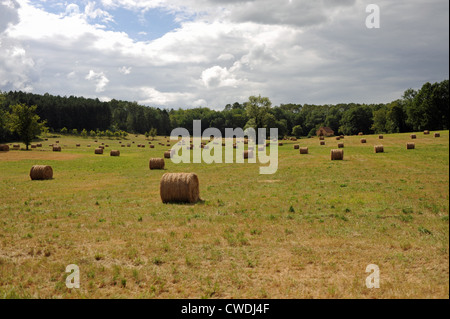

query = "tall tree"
[8,104,47,150]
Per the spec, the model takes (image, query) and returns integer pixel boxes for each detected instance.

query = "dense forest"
[0,79,448,143]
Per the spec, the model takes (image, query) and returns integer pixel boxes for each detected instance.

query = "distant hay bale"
[278,142,283,146]
[340,135,344,139]
[127,144,131,147]
[360,139,367,144]
[31,144,37,149]
[30,165,53,180]
[105,145,109,148]
[374,145,384,153]
[166,144,171,147]
[243,150,254,159]
[300,147,308,154]
[358,132,363,136]
[160,173,200,204]
[76,144,80,147]
[319,136,325,141]
[53,146,61,152]
[379,135,383,139]
[13,144,20,148]
[150,145,155,149]
[141,145,146,148]
[121,145,125,147]
[0,144,9,152]
[320,141,325,146]
[336,137,340,141]
[331,149,344,160]
[293,144,300,150]
[99,145,105,149]
[290,137,297,141]
[37,143,42,147]
[434,133,440,138]
[424,130,430,135]
[56,140,59,143]
[149,158,165,170]
[87,145,91,147]
[410,134,416,139]
[406,142,415,150]
[338,143,344,148]
[110,150,120,156]
[95,148,104,154]
[164,150,173,158]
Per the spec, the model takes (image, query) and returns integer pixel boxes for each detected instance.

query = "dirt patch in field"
[0,150,82,162]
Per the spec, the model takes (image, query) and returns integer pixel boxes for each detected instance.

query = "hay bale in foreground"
[331,149,344,160]
[243,150,254,159]
[406,142,415,150]
[160,173,200,204]
[374,145,384,153]
[53,146,61,152]
[293,144,300,150]
[0,144,9,152]
[149,158,165,170]
[30,165,53,180]
[110,150,120,156]
[95,148,103,154]
[300,147,308,154]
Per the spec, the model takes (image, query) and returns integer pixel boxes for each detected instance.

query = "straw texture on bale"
[149,158,165,170]
[53,146,61,152]
[110,150,120,156]
[299,147,308,154]
[30,165,53,180]
[95,148,103,154]
[0,144,9,151]
[406,143,415,150]
[374,145,384,153]
[243,150,254,159]
[434,133,440,138]
[360,139,367,144]
[160,173,200,204]
[331,149,344,160]
[293,144,300,150]
[411,134,417,139]
[338,143,344,148]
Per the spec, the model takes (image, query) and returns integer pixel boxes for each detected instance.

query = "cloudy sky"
[0,0,448,110]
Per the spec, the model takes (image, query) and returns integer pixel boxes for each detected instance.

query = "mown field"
[0,131,448,299]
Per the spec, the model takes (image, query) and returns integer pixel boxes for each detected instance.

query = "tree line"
[0,79,448,144]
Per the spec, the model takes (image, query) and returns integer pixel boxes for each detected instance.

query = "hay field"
[0,132,448,298]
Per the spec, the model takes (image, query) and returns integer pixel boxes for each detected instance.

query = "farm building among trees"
[317,127,334,137]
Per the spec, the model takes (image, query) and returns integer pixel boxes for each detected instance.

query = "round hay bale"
[243,150,254,159]
[13,144,20,148]
[320,141,325,146]
[95,148,104,154]
[338,143,344,148]
[105,145,109,148]
[127,144,131,147]
[300,147,308,154]
[358,132,363,136]
[87,144,91,147]
[56,140,59,143]
[340,135,345,139]
[149,158,165,170]
[31,144,37,149]
[0,144,10,152]
[374,145,384,153]
[30,165,53,180]
[379,135,383,139]
[406,142,415,150]
[76,144,81,147]
[121,145,125,147]
[336,137,340,141]
[98,145,105,149]
[360,139,367,144]
[53,146,61,152]
[164,150,172,159]
[166,144,171,147]
[293,144,300,150]
[319,136,325,141]
[141,145,146,148]
[434,133,440,138]
[36,143,42,147]
[410,134,416,139]
[160,173,200,204]
[424,130,430,135]
[150,145,155,149]
[278,142,283,146]
[110,150,120,156]
[331,149,344,160]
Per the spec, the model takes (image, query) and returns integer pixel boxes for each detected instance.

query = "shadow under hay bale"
[30,165,53,180]
[374,145,384,153]
[160,173,200,204]
[406,143,415,150]
[331,149,344,160]
[150,158,165,170]
[300,147,308,154]
[110,150,120,156]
